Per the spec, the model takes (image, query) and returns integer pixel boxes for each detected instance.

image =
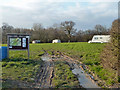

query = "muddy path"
[36,53,100,88]
[61,55,100,88]
[34,55,54,88]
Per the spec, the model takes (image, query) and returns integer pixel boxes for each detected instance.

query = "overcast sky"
[0,0,119,30]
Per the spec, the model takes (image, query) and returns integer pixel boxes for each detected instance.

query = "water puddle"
[72,65,100,88]
[41,55,51,61]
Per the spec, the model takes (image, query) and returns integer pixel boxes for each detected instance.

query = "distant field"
[2,42,105,61]
[2,42,117,88]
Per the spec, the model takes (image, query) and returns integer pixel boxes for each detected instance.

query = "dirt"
[34,55,54,88]
[37,53,100,88]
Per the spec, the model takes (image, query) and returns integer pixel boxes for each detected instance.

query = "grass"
[52,61,80,88]
[1,42,117,88]
[1,44,44,88]
[2,58,43,88]
[2,58,42,81]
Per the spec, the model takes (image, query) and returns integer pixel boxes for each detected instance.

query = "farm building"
[88,35,110,43]
[32,40,41,44]
[52,39,61,43]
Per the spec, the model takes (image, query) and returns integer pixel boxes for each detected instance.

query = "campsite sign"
[7,33,30,59]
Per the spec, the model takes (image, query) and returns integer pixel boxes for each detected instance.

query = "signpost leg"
[28,49,29,59]
[28,38,30,60]
[7,36,9,58]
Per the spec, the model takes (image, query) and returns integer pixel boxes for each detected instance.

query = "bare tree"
[61,21,76,42]
[94,24,108,35]
[32,23,44,41]
[33,23,43,31]
[2,23,14,43]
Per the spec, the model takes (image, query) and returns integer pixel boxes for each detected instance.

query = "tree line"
[1,21,110,44]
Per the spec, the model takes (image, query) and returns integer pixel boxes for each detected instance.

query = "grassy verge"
[2,54,43,88]
[52,61,81,88]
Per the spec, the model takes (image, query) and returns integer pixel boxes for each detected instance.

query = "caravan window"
[100,37,102,39]
[94,37,98,39]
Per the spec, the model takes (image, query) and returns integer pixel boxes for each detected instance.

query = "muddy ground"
[2,52,100,88]
[32,53,100,88]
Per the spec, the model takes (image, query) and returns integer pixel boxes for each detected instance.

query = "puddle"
[72,66,100,88]
[41,55,51,61]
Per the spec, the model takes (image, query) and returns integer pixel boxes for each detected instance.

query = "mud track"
[33,49,100,88]
[34,55,54,88]
[48,51,100,88]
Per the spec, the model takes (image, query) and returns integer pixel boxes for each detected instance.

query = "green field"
[2,42,118,88]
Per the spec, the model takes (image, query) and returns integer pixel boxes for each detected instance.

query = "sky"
[0,0,119,30]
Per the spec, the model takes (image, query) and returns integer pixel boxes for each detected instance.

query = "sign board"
[9,37,29,50]
[7,34,30,59]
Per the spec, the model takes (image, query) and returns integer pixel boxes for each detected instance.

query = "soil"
[34,55,54,88]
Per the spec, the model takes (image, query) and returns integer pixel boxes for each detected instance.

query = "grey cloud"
[2,2,118,30]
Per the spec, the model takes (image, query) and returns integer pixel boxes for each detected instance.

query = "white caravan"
[52,39,61,43]
[32,40,41,43]
[88,35,110,43]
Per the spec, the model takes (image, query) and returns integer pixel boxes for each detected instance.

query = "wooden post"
[7,35,9,58]
[28,37,30,60]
